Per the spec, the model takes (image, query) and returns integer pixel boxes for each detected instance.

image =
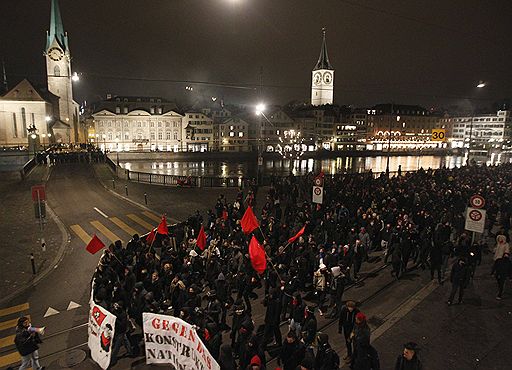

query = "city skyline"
[1,0,511,110]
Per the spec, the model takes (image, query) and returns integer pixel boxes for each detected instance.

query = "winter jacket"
[302,314,317,346]
[450,262,469,286]
[14,327,41,356]
[394,354,422,370]
[279,339,305,370]
[353,344,380,370]
[313,269,328,292]
[492,257,512,278]
[338,306,359,334]
[314,343,340,370]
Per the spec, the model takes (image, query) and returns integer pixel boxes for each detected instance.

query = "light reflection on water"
[118,154,493,177]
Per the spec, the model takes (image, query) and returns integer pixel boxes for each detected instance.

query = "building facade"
[182,112,214,152]
[91,96,183,152]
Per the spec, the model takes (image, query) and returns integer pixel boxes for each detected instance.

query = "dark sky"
[1,0,511,110]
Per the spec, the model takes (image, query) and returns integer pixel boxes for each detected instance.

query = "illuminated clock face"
[48,47,63,61]
[314,72,322,85]
[323,72,333,84]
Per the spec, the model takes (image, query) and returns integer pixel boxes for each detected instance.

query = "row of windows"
[97,131,180,140]
[97,121,180,128]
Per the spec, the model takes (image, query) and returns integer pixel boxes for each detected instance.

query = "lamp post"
[255,103,266,184]
[27,124,38,157]
[385,104,399,176]
[115,138,120,165]
[102,134,107,153]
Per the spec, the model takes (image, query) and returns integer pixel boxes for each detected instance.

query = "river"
[117,153,510,178]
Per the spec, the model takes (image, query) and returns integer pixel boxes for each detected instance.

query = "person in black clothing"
[219,343,237,370]
[278,331,306,370]
[338,300,359,362]
[394,342,422,370]
[301,306,317,347]
[448,258,469,305]
[14,316,45,370]
[429,242,443,284]
[492,252,512,299]
[314,333,340,370]
[262,288,283,348]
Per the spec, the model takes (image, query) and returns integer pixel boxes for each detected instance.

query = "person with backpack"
[351,342,380,370]
[394,342,422,370]
[314,333,340,370]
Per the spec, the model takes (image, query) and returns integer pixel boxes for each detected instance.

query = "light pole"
[102,134,107,153]
[115,138,120,165]
[385,104,399,176]
[466,81,487,165]
[255,103,266,183]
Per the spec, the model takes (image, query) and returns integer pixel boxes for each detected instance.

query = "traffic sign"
[312,186,323,204]
[465,207,486,234]
[314,176,324,187]
[31,185,46,202]
[469,195,485,209]
[431,129,446,142]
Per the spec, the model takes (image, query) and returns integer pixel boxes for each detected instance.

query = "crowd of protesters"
[90,162,512,369]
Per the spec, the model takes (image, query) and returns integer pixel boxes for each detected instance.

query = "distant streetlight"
[255,103,266,116]
[45,116,51,122]
[72,72,80,82]
[476,81,486,88]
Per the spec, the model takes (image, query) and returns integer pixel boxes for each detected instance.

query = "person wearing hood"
[262,287,283,349]
[240,335,266,370]
[289,292,305,338]
[301,306,317,347]
[204,322,222,361]
[205,290,222,323]
[230,301,254,359]
[492,252,512,300]
[14,316,44,370]
[351,312,371,368]
[394,342,422,370]
[314,333,340,370]
[313,263,329,312]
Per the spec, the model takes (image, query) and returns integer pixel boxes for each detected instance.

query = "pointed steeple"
[314,28,333,71]
[46,0,68,51]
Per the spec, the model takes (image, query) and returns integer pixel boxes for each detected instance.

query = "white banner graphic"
[88,301,117,370]
[143,312,220,370]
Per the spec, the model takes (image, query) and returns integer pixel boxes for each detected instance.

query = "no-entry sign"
[465,207,486,233]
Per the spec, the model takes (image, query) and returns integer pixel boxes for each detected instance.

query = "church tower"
[311,28,334,106]
[45,0,79,142]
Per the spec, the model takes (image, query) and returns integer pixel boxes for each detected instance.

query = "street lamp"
[255,103,267,183]
[72,72,80,82]
[385,105,400,176]
[102,134,107,153]
[27,124,38,157]
[476,81,486,88]
[115,138,120,165]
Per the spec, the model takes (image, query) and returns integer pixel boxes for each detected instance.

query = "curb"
[0,166,71,306]
[91,164,180,224]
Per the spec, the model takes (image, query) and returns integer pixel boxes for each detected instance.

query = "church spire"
[46,0,68,52]
[313,28,333,71]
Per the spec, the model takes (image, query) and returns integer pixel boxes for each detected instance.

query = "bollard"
[112,179,115,189]
[30,253,36,274]
[41,238,46,252]
[144,193,148,205]
[125,184,128,196]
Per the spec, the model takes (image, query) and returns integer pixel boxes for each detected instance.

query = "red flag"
[241,207,259,234]
[146,229,156,245]
[249,236,266,274]
[157,215,168,235]
[92,305,106,326]
[197,225,207,251]
[86,234,105,255]
[288,226,306,244]
[222,209,228,221]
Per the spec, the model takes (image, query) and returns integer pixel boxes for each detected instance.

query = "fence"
[19,157,37,180]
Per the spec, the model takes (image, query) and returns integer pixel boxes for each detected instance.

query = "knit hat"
[250,355,262,366]
[356,312,367,322]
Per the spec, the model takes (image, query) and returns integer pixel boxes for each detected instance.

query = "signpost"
[312,174,324,204]
[31,185,47,271]
[431,129,446,142]
[465,194,487,243]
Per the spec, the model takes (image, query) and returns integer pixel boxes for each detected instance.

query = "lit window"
[239,132,243,137]
[229,132,235,137]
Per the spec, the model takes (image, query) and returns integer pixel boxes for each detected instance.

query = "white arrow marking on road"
[93,207,109,218]
[67,301,82,311]
[44,307,60,317]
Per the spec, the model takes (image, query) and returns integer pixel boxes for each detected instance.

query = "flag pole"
[255,225,282,282]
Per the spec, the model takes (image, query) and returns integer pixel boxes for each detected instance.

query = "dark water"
[118,154,495,177]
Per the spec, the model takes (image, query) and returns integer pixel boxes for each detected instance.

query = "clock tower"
[311,28,334,106]
[45,0,79,142]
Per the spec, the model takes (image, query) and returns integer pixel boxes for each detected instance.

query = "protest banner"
[143,312,220,370]
[88,300,117,369]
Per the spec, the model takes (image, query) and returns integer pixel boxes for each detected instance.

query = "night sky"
[1,0,511,110]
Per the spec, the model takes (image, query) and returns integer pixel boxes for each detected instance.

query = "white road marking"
[67,301,82,311]
[93,207,109,218]
[44,307,60,317]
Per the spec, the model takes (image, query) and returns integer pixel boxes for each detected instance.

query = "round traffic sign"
[314,177,322,186]
[469,209,483,222]
[314,187,322,196]
[470,195,485,209]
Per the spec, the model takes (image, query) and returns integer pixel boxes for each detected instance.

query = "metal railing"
[126,170,244,188]
[19,157,37,179]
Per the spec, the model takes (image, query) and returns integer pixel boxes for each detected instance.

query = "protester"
[447,258,469,305]
[14,316,45,370]
[491,252,512,300]
[394,342,422,370]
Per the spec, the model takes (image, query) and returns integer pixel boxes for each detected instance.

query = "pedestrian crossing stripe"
[0,351,20,368]
[109,217,140,237]
[70,224,91,244]
[127,214,154,230]
[0,334,15,349]
[142,211,161,223]
[0,303,29,318]
[90,220,121,243]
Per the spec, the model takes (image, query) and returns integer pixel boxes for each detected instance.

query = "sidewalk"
[93,163,249,222]
[372,251,512,370]
[0,165,66,304]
